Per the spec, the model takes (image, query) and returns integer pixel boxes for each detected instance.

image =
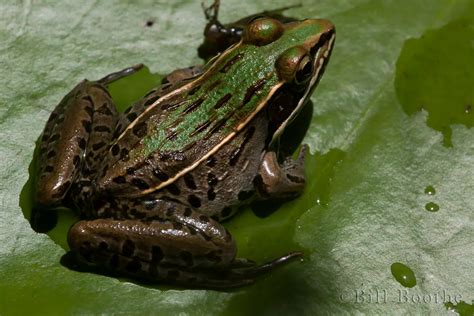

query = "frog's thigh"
[36,65,142,206]
[68,210,237,277]
[254,145,307,199]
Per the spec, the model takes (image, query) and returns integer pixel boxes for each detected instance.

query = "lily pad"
[0,1,473,315]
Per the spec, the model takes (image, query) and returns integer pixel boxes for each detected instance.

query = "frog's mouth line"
[270,29,336,144]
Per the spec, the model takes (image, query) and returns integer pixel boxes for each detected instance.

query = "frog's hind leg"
[67,202,301,288]
[35,65,142,207]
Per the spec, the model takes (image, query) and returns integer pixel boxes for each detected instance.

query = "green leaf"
[1,1,473,315]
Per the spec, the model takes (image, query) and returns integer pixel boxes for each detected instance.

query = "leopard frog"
[34,3,335,288]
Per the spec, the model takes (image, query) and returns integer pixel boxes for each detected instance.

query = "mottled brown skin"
[33,1,336,288]
[35,65,306,288]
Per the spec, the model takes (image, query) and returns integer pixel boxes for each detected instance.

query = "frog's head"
[242,17,336,142]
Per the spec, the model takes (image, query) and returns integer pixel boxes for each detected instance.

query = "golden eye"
[295,56,313,85]
[275,46,311,84]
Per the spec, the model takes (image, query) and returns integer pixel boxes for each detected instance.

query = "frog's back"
[97,43,281,197]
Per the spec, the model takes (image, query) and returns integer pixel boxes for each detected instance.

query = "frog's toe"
[230,251,303,277]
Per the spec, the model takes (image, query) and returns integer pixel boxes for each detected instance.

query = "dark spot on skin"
[144,95,160,107]
[207,188,216,201]
[109,254,119,268]
[113,127,122,138]
[98,103,113,115]
[122,239,135,257]
[199,215,209,222]
[144,89,157,98]
[79,246,93,262]
[151,246,164,263]
[78,138,87,150]
[221,207,232,218]
[167,270,180,279]
[166,183,181,195]
[125,258,141,273]
[229,126,255,166]
[238,190,254,201]
[82,120,92,133]
[134,211,147,219]
[206,251,221,263]
[47,150,56,158]
[188,195,201,208]
[190,120,212,137]
[113,176,126,184]
[92,141,106,151]
[166,129,178,141]
[73,155,80,166]
[111,144,120,156]
[199,231,213,241]
[180,251,193,266]
[132,122,147,138]
[183,98,204,114]
[207,173,218,186]
[99,241,108,250]
[94,125,112,133]
[183,208,192,217]
[243,78,267,105]
[84,105,94,117]
[166,207,175,217]
[120,148,129,159]
[131,178,150,190]
[49,134,60,142]
[161,100,184,111]
[126,112,138,122]
[188,85,200,96]
[220,53,244,73]
[173,221,183,230]
[183,173,197,190]
[206,156,216,167]
[153,168,169,181]
[206,117,228,137]
[126,167,135,175]
[213,93,232,109]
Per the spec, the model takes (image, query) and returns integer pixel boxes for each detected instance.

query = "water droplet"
[425,202,439,212]
[391,262,417,288]
[424,185,436,195]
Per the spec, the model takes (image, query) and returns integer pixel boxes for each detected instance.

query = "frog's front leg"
[254,145,307,200]
[35,65,142,207]
[68,200,300,288]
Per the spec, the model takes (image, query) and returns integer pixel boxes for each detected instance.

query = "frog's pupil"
[295,60,312,84]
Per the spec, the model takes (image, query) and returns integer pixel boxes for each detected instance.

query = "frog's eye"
[243,18,284,46]
[275,46,313,84]
[295,56,313,84]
